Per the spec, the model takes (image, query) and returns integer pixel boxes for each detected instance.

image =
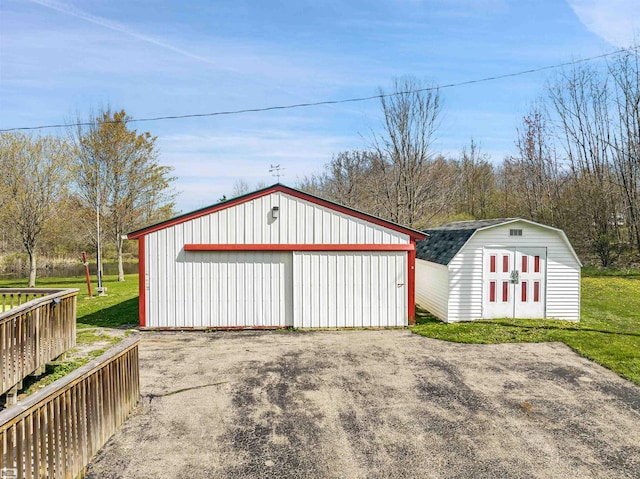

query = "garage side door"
[185,251,292,327]
[293,251,407,328]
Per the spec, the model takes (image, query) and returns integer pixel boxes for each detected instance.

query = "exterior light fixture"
[271,206,280,219]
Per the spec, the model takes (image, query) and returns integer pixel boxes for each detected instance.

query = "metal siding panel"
[294,252,406,328]
[174,224,185,328]
[359,225,367,243]
[324,209,332,243]
[146,233,155,327]
[217,209,227,243]
[363,253,372,326]
[286,195,296,243]
[149,230,158,327]
[156,229,168,327]
[354,254,364,327]
[311,253,320,327]
[319,253,328,326]
[364,225,374,243]
[336,254,346,327]
[245,198,252,243]
[371,254,380,327]
[345,254,355,326]
[220,260,229,326]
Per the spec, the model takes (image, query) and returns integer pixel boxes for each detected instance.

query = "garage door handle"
[397,283,405,287]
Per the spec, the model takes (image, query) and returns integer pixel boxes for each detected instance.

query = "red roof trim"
[127,184,426,240]
[184,243,414,252]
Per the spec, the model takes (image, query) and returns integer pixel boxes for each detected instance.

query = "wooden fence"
[0,289,78,397]
[0,337,140,479]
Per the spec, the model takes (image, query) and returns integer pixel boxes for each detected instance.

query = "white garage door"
[187,251,293,327]
[293,251,407,328]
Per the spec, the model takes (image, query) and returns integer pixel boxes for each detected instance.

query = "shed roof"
[126,183,427,240]
[416,218,517,265]
[416,218,582,266]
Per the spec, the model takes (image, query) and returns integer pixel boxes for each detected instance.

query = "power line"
[1,46,637,133]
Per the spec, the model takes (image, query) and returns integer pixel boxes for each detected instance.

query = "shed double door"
[483,247,546,319]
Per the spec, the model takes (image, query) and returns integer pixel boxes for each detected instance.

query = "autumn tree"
[71,109,176,281]
[0,133,70,286]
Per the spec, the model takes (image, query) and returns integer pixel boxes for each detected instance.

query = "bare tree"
[609,49,640,252]
[71,109,176,281]
[370,77,450,228]
[231,179,268,198]
[456,139,494,219]
[0,133,70,286]
[297,150,378,214]
[548,65,621,266]
[232,179,251,197]
[506,106,565,225]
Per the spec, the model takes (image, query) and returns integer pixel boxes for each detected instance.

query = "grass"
[411,275,640,386]
[0,274,139,399]
[0,274,140,328]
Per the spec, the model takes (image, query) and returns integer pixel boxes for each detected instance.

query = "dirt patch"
[85,331,640,479]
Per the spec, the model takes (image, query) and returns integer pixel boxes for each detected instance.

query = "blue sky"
[1,0,639,213]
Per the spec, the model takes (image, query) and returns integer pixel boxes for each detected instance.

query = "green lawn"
[0,274,139,396]
[411,275,640,386]
[0,274,139,328]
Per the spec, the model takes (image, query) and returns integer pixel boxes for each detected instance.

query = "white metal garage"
[126,184,426,329]
[415,218,581,322]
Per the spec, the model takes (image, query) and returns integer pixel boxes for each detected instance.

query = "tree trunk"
[117,238,125,282]
[28,251,36,287]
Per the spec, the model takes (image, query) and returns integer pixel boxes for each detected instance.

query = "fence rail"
[0,289,78,397]
[0,337,140,479]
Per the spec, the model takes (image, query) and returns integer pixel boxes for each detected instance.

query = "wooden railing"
[0,337,140,479]
[0,289,78,397]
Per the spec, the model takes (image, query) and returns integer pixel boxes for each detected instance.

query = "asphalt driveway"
[86,330,640,479]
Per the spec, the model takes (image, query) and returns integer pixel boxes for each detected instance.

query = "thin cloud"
[30,0,240,72]
[29,0,352,107]
[568,0,640,47]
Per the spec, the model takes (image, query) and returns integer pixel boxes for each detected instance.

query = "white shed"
[415,218,581,322]
[126,184,426,329]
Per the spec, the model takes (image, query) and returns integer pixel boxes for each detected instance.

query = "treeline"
[0,109,176,285]
[300,49,640,267]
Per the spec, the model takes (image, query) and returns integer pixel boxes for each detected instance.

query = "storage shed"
[415,218,581,322]
[126,184,426,329]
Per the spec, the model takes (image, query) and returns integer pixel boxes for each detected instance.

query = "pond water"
[0,262,139,279]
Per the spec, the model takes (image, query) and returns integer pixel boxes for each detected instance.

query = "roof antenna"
[269,164,285,183]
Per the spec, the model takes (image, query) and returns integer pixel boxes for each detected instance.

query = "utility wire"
[1,45,638,133]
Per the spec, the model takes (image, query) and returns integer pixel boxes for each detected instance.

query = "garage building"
[126,184,426,329]
[415,218,581,322]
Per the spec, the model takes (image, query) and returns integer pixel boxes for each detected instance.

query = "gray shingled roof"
[416,219,516,265]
